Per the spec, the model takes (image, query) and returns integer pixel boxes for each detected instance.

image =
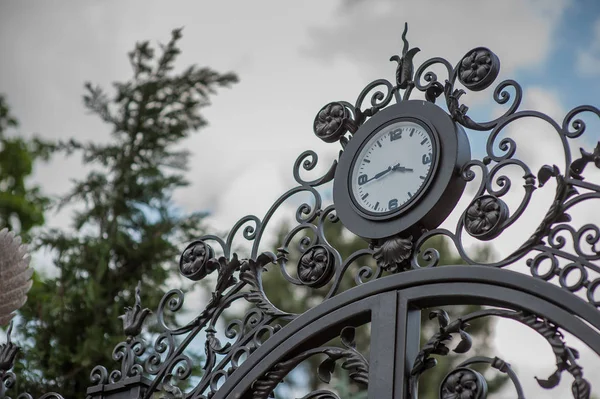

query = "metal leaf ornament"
[0,228,33,327]
[390,23,420,90]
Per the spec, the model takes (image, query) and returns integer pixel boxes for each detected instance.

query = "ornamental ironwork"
[2,22,600,399]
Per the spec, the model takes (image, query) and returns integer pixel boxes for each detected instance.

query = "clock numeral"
[358,174,368,185]
[422,153,432,164]
[388,199,398,210]
[390,128,402,141]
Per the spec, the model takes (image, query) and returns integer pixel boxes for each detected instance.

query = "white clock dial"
[350,120,435,214]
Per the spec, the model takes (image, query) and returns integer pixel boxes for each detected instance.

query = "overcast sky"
[2,1,600,397]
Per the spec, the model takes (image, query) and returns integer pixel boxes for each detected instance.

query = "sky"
[1,0,600,397]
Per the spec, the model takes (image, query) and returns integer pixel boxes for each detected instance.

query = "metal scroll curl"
[305,23,599,311]
[250,326,368,399]
[90,148,346,399]
[411,308,591,399]
[126,143,402,399]
[0,321,65,399]
[135,31,598,399]
[410,105,600,309]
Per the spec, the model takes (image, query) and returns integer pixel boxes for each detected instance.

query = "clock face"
[333,100,469,239]
[350,119,435,216]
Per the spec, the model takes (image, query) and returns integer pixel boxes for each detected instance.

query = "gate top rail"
[1,22,599,399]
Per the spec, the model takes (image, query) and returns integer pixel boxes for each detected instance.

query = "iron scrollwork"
[251,327,368,399]
[80,21,599,399]
[0,322,65,399]
[390,22,421,92]
[0,21,598,399]
[406,40,600,312]
[411,309,591,399]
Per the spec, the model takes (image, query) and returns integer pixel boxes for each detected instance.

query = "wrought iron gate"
[2,24,600,399]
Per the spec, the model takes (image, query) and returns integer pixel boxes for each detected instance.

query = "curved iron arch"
[215,265,600,399]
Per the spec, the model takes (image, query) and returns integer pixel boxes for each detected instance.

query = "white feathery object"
[0,228,33,326]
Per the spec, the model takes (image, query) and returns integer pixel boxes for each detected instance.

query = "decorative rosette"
[440,368,488,399]
[313,102,357,143]
[463,195,508,240]
[179,240,217,281]
[297,245,335,288]
[458,47,500,92]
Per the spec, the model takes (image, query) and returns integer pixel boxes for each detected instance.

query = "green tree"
[15,29,237,399]
[262,221,507,399]
[0,95,54,240]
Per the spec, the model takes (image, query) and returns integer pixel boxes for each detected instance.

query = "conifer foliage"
[14,29,237,398]
[0,95,53,239]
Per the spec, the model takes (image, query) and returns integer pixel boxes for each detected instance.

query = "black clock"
[333,100,471,239]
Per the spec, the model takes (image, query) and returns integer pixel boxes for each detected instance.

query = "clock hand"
[365,166,392,183]
[392,163,414,172]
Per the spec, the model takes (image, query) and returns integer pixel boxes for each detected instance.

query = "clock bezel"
[333,100,471,240]
[348,117,440,220]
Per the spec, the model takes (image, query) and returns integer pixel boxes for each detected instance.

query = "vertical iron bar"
[367,292,398,398]
[394,293,421,399]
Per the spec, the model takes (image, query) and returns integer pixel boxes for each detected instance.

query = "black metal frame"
[2,23,599,399]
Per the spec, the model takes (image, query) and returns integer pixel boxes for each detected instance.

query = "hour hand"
[365,166,392,183]
[392,163,414,172]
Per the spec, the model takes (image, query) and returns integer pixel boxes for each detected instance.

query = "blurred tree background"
[0,95,54,241]
[8,29,237,399]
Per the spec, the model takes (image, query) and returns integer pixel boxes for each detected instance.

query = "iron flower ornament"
[313,102,357,143]
[297,245,335,288]
[458,47,500,91]
[464,195,508,240]
[440,368,488,399]
[179,240,217,281]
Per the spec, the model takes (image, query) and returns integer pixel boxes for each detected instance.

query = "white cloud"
[306,0,572,78]
[577,16,600,76]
